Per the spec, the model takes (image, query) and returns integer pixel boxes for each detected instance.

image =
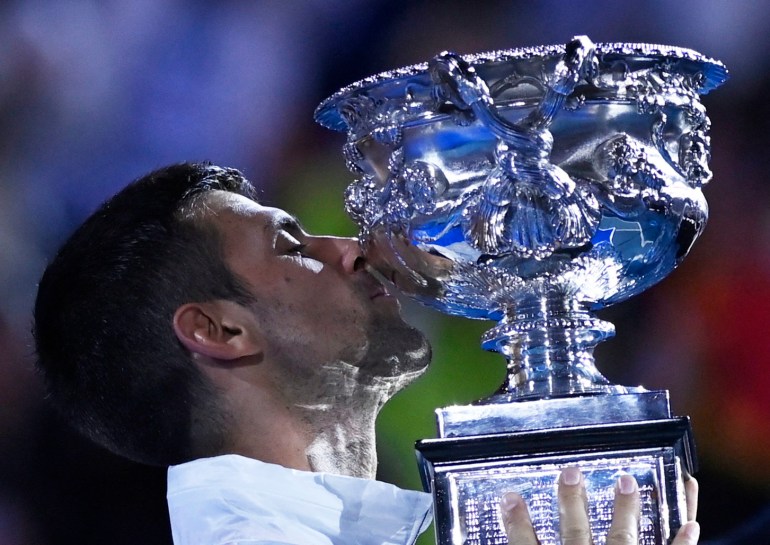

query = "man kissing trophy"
[315,36,728,545]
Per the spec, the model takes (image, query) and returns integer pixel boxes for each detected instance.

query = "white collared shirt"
[167,454,433,545]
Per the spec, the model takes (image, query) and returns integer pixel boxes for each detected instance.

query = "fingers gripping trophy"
[315,36,727,545]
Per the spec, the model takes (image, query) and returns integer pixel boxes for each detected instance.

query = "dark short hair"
[34,162,257,466]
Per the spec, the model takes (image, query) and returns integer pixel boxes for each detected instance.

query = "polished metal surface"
[432,453,684,545]
[437,390,671,437]
[316,36,727,400]
[316,36,726,545]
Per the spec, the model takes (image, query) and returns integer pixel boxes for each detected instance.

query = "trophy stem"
[481,292,618,400]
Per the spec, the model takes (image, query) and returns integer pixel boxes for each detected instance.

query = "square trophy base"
[415,391,695,545]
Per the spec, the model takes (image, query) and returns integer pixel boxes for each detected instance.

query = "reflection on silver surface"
[450,456,665,545]
[317,36,726,400]
[317,36,726,545]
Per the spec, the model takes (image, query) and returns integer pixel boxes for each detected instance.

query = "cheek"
[271,273,369,327]
[261,294,371,364]
[302,289,372,343]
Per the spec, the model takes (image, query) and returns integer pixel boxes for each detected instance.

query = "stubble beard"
[359,316,432,384]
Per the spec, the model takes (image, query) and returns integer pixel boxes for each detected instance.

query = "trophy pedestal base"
[416,394,695,545]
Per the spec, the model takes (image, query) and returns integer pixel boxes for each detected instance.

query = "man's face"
[199,191,431,385]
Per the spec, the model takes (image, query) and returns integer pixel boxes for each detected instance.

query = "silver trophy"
[315,36,727,545]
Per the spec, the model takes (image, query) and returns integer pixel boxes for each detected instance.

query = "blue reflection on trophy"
[316,36,727,545]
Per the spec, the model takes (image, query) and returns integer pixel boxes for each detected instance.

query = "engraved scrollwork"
[370,155,454,229]
[342,141,366,174]
[401,160,448,215]
[679,114,713,187]
[594,133,669,199]
[337,94,411,143]
[344,175,380,227]
[601,57,714,190]
[387,146,404,176]
[382,180,411,227]
[337,94,379,141]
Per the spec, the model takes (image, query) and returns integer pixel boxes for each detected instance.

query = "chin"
[363,322,432,380]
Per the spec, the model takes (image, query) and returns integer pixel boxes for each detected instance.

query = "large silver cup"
[315,37,727,545]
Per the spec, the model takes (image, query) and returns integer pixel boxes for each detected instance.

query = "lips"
[362,273,395,301]
[369,283,390,300]
[359,262,392,300]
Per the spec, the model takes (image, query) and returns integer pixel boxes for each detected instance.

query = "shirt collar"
[167,454,433,545]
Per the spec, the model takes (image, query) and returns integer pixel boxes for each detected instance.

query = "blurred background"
[1,0,768,543]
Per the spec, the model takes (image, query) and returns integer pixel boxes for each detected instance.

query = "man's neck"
[298,361,428,478]
[303,398,381,478]
[289,362,420,478]
[227,361,422,479]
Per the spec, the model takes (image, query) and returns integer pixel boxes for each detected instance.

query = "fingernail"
[501,492,520,511]
[617,474,638,495]
[681,521,700,541]
[561,466,581,486]
[500,493,519,523]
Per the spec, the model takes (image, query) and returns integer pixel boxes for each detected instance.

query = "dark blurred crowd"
[2,1,770,543]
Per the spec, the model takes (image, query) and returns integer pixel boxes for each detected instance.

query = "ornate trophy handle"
[428,51,542,152]
[428,35,595,145]
[428,36,600,259]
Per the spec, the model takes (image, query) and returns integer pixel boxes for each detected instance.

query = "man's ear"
[173,301,263,361]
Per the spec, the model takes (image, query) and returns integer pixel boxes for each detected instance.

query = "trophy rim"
[314,40,729,132]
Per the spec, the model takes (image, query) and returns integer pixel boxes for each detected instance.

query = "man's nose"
[313,236,364,274]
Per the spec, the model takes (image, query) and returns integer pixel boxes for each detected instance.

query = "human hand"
[500,467,701,545]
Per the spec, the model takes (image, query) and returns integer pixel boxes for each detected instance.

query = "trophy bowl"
[316,36,727,545]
